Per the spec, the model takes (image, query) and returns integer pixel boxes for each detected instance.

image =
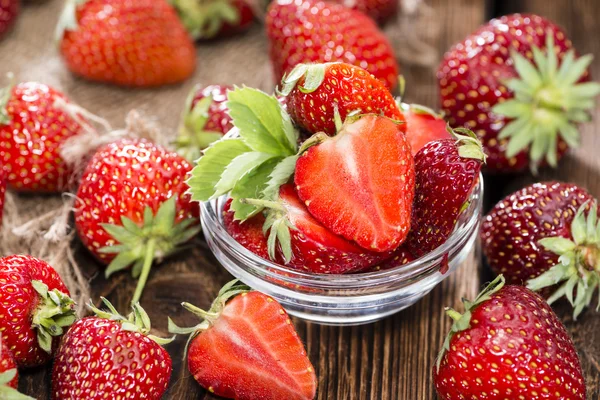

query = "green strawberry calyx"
[491,32,600,170]
[30,280,77,354]
[436,275,505,371]
[101,197,201,306]
[88,297,174,345]
[172,0,242,40]
[399,102,445,120]
[279,63,330,96]
[168,280,250,355]
[0,73,15,126]
[174,86,225,162]
[527,200,600,319]
[54,0,90,42]
[447,126,487,162]
[0,369,35,400]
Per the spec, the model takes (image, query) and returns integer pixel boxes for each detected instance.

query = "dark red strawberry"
[52,299,172,400]
[279,63,404,136]
[0,81,85,192]
[0,166,6,225]
[364,245,414,272]
[74,138,200,306]
[175,84,234,161]
[405,128,485,257]
[223,198,270,260]
[0,255,76,368]
[172,0,254,40]
[481,181,598,318]
[266,0,399,89]
[329,0,397,23]
[401,104,451,155]
[434,275,586,400]
[0,340,32,399]
[295,114,414,252]
[169,280,317,400]
[438,14,600,172]
[0,0,18,38]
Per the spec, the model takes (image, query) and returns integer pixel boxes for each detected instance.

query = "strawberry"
[365,245,414,272]
[329,0,397,24]
[0,338,33,399]
[56,0,196,87]
[438,14,600,172]
[243,183,392,273]
[169,280,317,400]
[52,299,173,400]
[0,0,18,38]
[172,0,254,40]
[279,63,404,136]
[482,181,600,319]
[0,81,85,192]
[0,166,6,225]
[405,128,485,257]
[266,0,399,89]
[223,198,270,260]
[74,138,200,306]
[295,114,414,252]
[434,275,586,400]
[401,104,451,155]
[175,84,234,162]
[0,255,76,368]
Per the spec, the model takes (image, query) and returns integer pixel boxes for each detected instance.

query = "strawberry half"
[295,114,414,252]
[401,103,451,155]
[434,275,586,400]
[279,63,404,136]
[405,128,485,257]
[169,280,317,400]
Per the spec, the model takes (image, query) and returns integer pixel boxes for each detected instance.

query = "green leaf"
[105,251,141,277]
[101,224,140,245]
[505,122,535,157]
[227,87,297,155]
[498,117,530,140]
[511,50,543,90]
[539,237,577,255]
[187,138,251,202]
[213,152,275,198]
[527,263,572,291]
[529,129,549,163]
[558,121,580,148]
[262,155,298,201]
[492,100,531,119]
[571,202,590,245]
[562,54,594,86]
[152,197,177,235]
[299,64,326,93]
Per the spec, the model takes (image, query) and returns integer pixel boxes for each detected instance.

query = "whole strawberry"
[223,198,270,260]
[175,84,234,162]
[172,0,254,40]
[52,299,173,400]
[0,255,76,368]
[434,275,586,400]
[0,0,18,38]
[57,0,196,87]
[329,0,397,23]
[0,166,6,224]
[0,81,84,192]
[169,280,317,400]
[438,14,600,172]
[405,128,485,257]
[74,138,200,305]
[266,0,399,89]
[0,338,34,399]
[279,63,404,136]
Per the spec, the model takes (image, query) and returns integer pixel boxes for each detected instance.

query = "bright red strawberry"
[295,115,414,252]
[223,198,270,260]
[52,299,172,400]
[405,129,485,257]
[0,338,17,389]
[279,63,404,136]
[266,0,399,89]
[329,0,397,23]
[0,255,76,368]
[0,81,85,192]
[482,181,599,318]
[172,0,254,40]
[438,14,600,172]
[57,0,196,87]
[74,138,200,305]
[434,275,586,400]
[0,0,18,38]
[0,166,5,224]
[169,280,317,400]
[401,104,451,155]
[175,84,234,161]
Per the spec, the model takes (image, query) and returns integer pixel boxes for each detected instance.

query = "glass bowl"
[200,177,483,326]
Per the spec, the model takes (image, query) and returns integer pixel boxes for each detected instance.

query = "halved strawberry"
[402,104,451,155]
[295,114,415,252]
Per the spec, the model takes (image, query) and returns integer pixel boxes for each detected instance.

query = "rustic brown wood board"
[0,0,598,398]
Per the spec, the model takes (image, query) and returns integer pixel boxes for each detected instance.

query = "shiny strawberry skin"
[0,255,70,367]
[0,82,84,192]
[329,0,397,23]
[191,85,234,135]
[365,245,414,272]
[74,138,198,264]
[52,317,172,400]
[481,182,594,285]
[223,198,270,260]
[295,115,415,252]
[0,0,18,38]
[434,285,586,399]
[59,0,196,87]
[404,108,451,155]
[405,139,483,257]
[0,166,5,224]
[286,63,404,136]
[438,14,576,172]
[187,291,317,400]
[266,0,399,89]
[0,339,17,388]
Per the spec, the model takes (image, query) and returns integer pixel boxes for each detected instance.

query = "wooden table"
[1,0,598,398]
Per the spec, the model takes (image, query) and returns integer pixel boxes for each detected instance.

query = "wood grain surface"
[0,0,598,399]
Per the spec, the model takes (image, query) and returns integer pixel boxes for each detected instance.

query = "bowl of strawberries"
[190,62,486,325]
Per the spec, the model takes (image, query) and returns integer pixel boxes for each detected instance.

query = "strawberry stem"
[130,238,156,306]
